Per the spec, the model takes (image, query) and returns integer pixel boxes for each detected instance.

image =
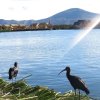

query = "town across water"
[0,30,100,99]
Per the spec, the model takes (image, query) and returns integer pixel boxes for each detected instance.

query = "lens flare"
[58,15,100,61]
[66,15,100,53]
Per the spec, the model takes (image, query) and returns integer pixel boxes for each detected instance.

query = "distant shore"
[0,20,100,32]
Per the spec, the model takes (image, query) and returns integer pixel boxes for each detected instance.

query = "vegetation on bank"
[0,78,92,100]
[0,19,100,32]
[0,24,77,32]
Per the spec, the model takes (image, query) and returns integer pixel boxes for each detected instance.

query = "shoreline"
[0,78,91,100]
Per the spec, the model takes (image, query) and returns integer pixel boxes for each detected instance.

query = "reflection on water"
[0,30,100,99]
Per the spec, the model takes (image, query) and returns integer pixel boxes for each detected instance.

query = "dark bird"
[59,66,90,99]
[8,62,18,82]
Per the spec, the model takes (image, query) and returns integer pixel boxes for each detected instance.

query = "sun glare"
[66,15,100,53]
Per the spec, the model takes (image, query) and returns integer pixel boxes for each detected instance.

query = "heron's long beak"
[58,69,66,75]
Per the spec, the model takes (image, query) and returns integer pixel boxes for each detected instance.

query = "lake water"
[0,30,100,99]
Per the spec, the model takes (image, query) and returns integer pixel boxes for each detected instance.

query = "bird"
[8,62,18,82]
[58,66,90,100]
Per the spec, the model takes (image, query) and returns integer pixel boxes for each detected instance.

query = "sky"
[0,0,100,20]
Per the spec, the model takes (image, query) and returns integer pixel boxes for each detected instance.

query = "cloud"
[0,0,100,20]
[8,7,14,10]
[22,6,27,10]
[12,0,32,1]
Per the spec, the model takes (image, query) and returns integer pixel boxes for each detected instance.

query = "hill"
[0,8,99,25]
[37,8,99,25]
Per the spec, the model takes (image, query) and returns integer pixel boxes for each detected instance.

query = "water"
[0,30,100,99]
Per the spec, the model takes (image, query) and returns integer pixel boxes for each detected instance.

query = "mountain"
[0,19,35,25]
[36,8,99,25]
[0,8,99,25]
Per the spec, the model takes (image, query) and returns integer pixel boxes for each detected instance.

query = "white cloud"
[0,0,100,20]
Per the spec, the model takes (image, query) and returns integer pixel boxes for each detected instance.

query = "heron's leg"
[79,90,80,100]
[74,89,76,100]
[74,89,76,96]
[15,77,16,82]
[12,78,13,83]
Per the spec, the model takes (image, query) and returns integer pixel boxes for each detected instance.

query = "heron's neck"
[66,71,70,78]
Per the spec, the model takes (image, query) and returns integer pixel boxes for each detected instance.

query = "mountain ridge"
[0,8,99,25]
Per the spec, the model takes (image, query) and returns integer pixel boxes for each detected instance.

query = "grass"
[0,78,91,100]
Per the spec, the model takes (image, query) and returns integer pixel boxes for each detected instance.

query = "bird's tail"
[8,68,13,79]
[84,88,90,95]
[9,75,12,79]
